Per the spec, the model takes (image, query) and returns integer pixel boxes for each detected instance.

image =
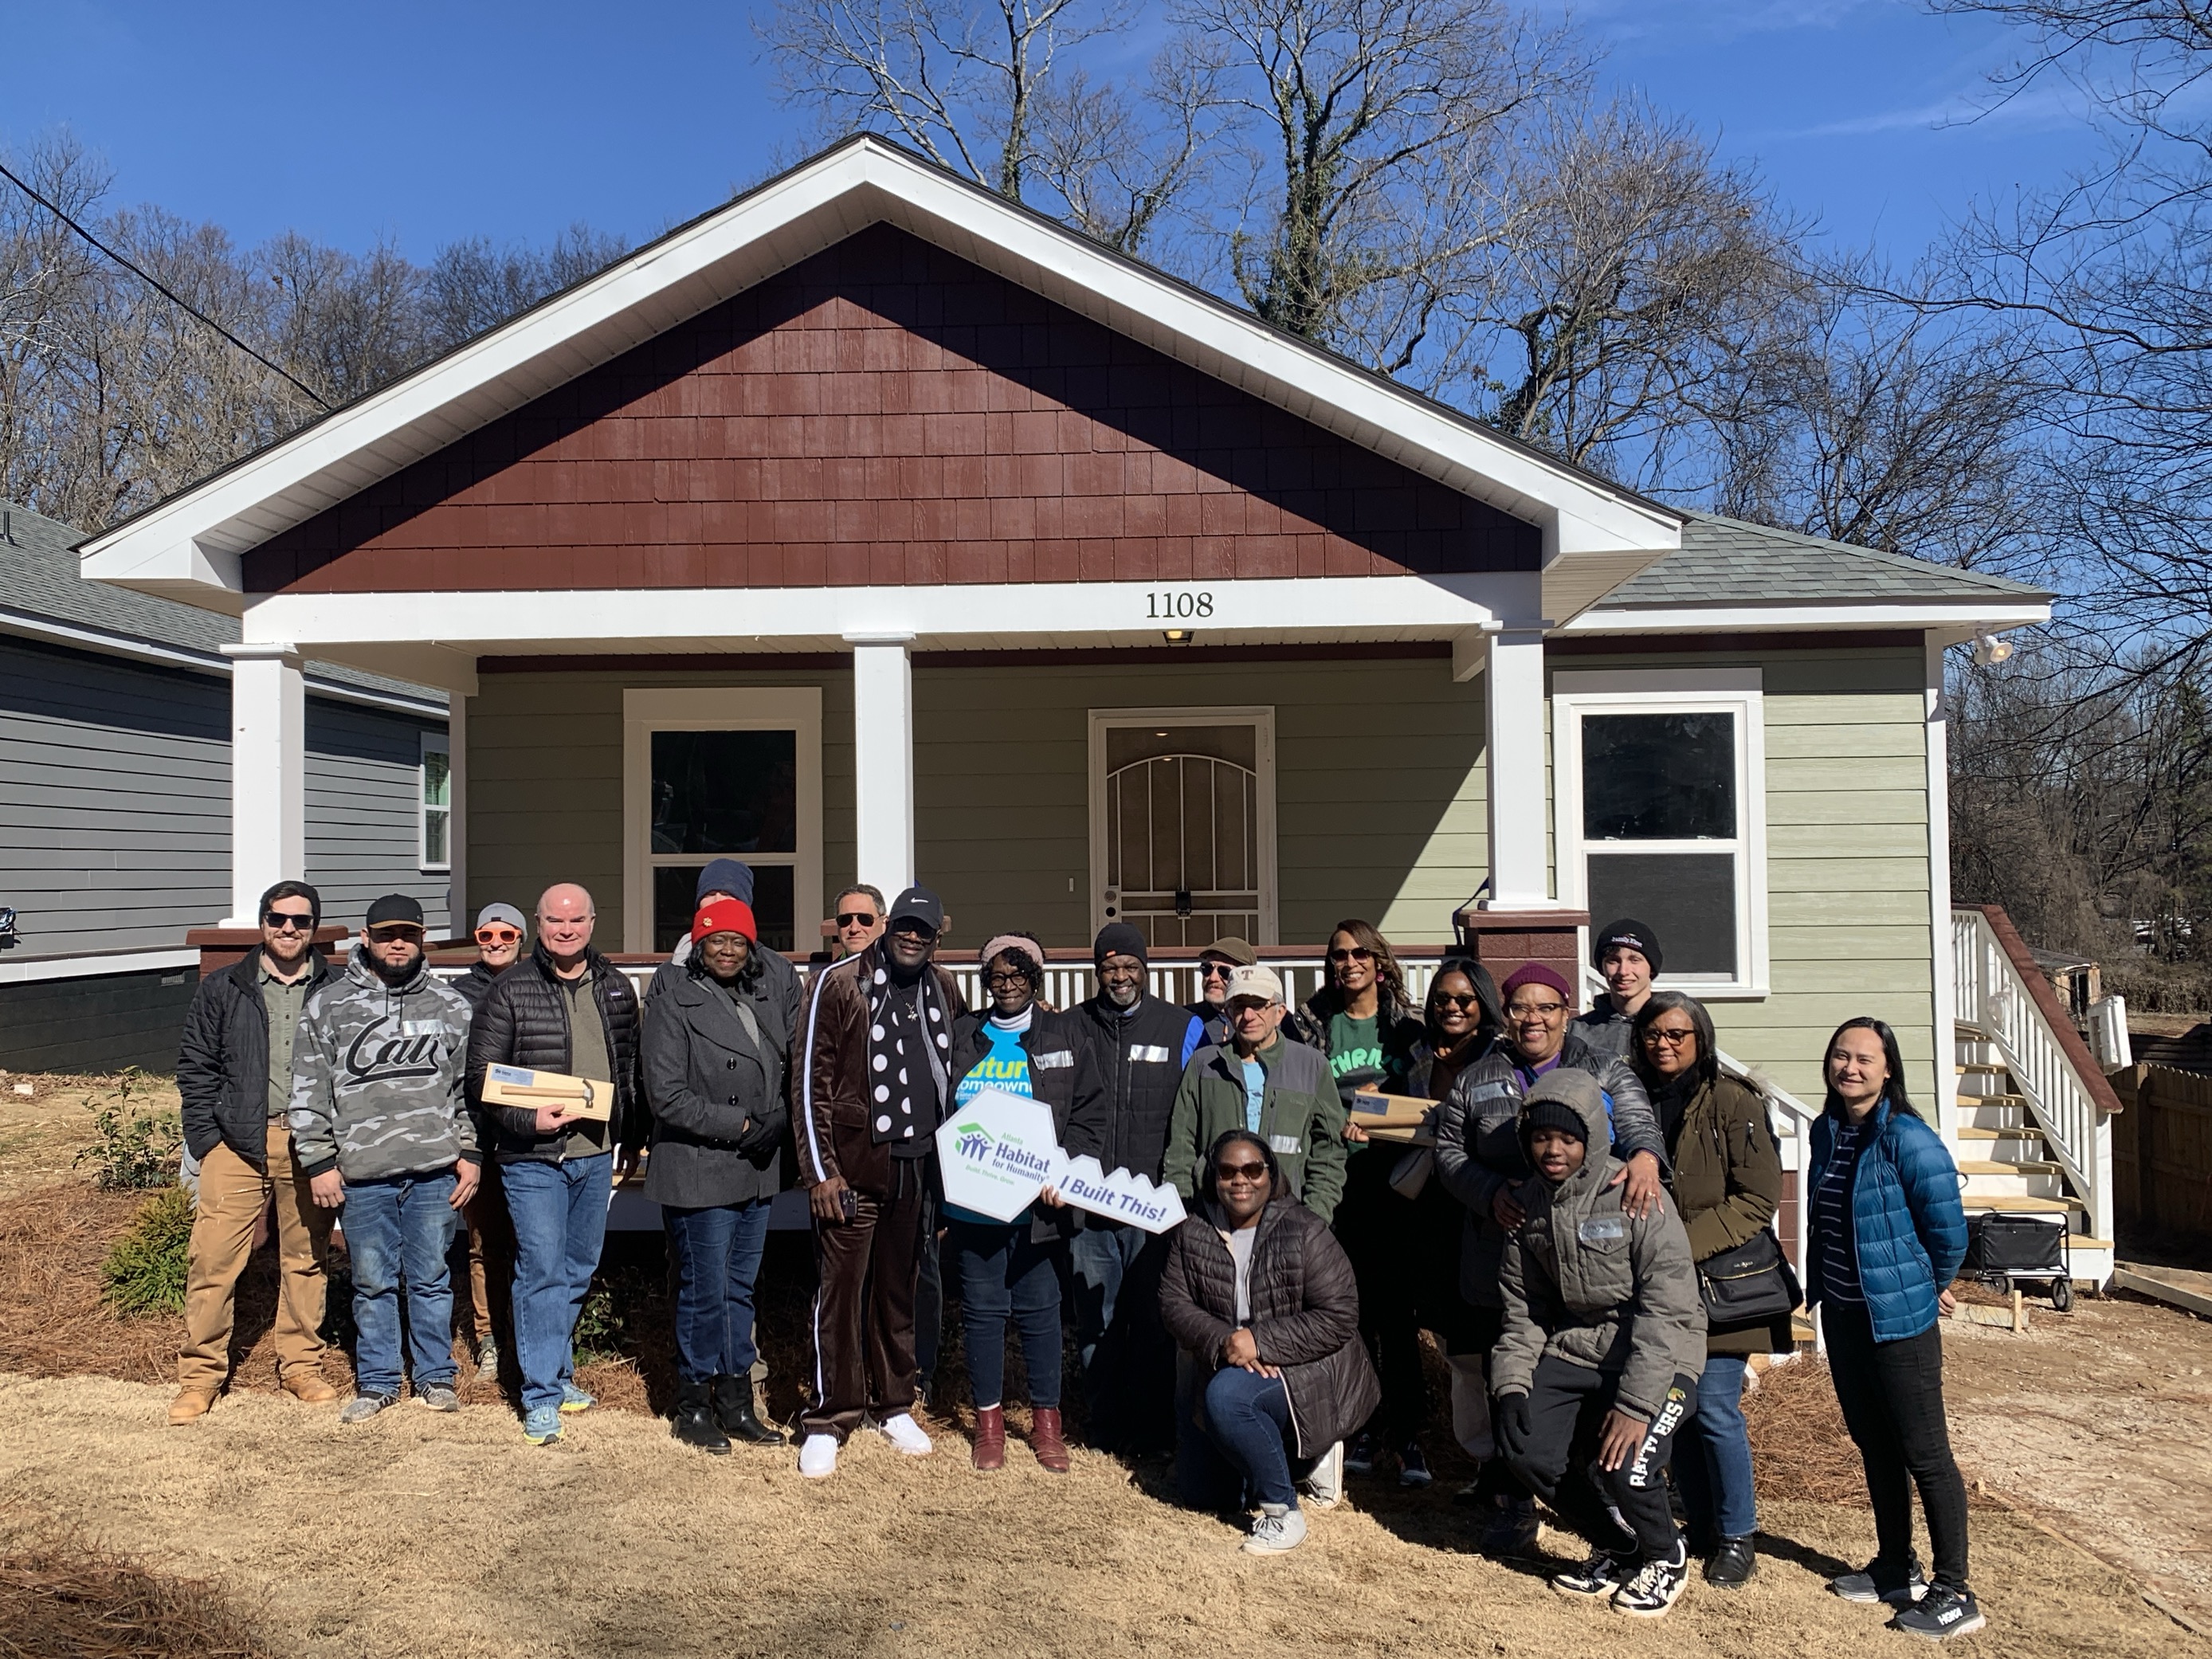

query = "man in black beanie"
[1577,919,1664,1059]
[172,878,338,1422]
[1071,922,1202,1450]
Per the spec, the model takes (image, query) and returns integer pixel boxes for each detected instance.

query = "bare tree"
[422,224,629,353]
[1029,40,1226,253]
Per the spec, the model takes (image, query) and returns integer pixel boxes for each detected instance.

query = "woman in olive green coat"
[1631,990,1790,1590]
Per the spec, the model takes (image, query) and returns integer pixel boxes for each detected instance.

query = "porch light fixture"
[1163,629,1197,645]
[1971,630,2014,668]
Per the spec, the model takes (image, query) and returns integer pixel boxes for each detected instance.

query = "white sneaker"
[1299,1440,1343,1509]
[1243,1504,1308,1554]
[798,1433,839,1478]
[874,1411,934,1456]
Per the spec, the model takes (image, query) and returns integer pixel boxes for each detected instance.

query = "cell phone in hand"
[839,1186,857,1222]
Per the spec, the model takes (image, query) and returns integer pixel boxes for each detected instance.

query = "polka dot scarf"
[865,959,953,1145]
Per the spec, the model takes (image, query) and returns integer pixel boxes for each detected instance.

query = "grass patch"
[0,1538,269,1657]
[99,1186,194,1317]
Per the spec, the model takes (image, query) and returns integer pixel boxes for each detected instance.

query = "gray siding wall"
[0,633,448,959]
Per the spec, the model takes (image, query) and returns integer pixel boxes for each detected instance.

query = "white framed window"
[622,688,823,954]
[1551,669,1767,998]
[419,732,452,873]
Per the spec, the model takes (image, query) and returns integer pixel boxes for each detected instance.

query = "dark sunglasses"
[1215,1160,1269,1183]
[474,926,521,945]
[984,971,1031,990]
[835,911,879,928]
[889,920,937,941]
[264,910,316,931]
[1435,992,1484,1010]
[367,924,425,943]
[1198,961,1237,979]
[1328,946,1374,963]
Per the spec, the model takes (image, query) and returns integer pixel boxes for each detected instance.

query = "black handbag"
[1695,1227,1802,1331]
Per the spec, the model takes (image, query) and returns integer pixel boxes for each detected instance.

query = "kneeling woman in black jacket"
[947,933,1108,1474]
[1160,1128,1382,1556]
[641,898,789,1453]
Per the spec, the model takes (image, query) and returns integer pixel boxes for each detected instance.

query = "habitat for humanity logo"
[954,1121,996,1162]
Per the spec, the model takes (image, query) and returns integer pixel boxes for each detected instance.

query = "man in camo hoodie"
[289,895,480,1422]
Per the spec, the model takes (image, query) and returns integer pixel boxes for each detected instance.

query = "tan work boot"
[169,1389,214,1426]
[281,1370,338,1405]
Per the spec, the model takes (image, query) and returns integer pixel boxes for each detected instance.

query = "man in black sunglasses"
[172,879,338,1424]
[1187,935,1258,1047]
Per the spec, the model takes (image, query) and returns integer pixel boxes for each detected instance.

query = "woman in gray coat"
[643,897,788,1453]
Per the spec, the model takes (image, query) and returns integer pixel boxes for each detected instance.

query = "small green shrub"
[572,1282,626,1363]
[100,1186,194,1317]
[73,1070,182,1190]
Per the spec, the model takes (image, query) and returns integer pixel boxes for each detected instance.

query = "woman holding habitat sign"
[945,933,1108,1473]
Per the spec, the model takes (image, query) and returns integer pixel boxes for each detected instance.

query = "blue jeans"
[500,1154,612,1415]
[949,1219,1064,1410]
[1201,1365,1297,1508]
[1673,1353,1759,1539]
[1069,1220,1146,1372]
[340,1170,460,1396]
[665,1200,772,1386]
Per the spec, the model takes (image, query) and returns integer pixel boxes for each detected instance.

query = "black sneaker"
[1481,1496,1542,1558]
[1398,1441,1433,1488]
[1612,1545,1692,1618]
[1892,1584,1986,1641]
[1551,1547,1629,1598]
[1831,1557,1927,1606]
[1705,1535,1758,1589]
[1344,1432,1379,1476]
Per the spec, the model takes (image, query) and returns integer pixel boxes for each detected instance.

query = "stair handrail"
[1951,904,2121,1243]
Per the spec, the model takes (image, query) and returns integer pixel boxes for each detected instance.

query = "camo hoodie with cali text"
[288,945,477,1182]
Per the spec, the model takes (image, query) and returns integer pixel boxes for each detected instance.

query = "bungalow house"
[76,137,2082,1249]
[1,501,450,1070]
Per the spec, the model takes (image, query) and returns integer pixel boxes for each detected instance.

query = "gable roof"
[1614,514,2053,606]
[79,135,1681,626]
[1,501,445,713]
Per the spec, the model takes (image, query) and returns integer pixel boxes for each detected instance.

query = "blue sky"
[2,0,2102,269]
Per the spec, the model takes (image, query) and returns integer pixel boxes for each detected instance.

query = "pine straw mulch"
[0,1534,272,1658]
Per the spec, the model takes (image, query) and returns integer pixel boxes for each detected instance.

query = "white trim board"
[79,137,1679,626]
[1551,670,1771,998]
[620,687,824,954]
[243,574,1527,653]
[1087,707,1281,947]
[1559,601,2050,635]
[0,947,200,986]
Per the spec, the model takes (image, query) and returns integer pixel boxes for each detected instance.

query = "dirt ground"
[1,1081,2209,1656]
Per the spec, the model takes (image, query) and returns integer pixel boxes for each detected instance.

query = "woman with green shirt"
[1301,920,1431,1485]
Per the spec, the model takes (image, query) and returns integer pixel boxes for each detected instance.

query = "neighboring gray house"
[1,501,449,1071]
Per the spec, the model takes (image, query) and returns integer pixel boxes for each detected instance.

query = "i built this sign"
[935,1090,1188,1234]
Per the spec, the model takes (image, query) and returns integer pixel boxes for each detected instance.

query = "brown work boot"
[168,1389,214,1426]
[971,1406,1006,1471]
[281,1370,338,1405]
[1030,1406,1071,1474]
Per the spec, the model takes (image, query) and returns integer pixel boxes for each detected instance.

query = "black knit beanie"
[1093,921,1148,968]
[1521,1100,1589,1146]
[1593,918,1663,976]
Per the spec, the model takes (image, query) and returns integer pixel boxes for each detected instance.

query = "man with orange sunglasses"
[453,902,527,1382]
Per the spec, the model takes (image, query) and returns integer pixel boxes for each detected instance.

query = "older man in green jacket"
[1161,965,1348,1223]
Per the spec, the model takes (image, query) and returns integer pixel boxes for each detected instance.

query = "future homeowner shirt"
[947,1008,1035,1226]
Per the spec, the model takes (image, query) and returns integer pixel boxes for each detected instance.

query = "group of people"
[171,877,1980,1641]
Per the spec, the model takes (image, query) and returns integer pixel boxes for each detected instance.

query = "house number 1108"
[1147,590,1214,619]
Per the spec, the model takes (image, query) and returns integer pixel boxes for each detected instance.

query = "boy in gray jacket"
[1492,1069,1707,1619]
[290,895,480,1422]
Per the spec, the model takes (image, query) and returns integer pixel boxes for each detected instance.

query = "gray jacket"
[1573,996,1634,1058]
[288,947,477,1183]
[641,961,786,1209]
[1432,1029,1667,1307]
[1491,1076,1707,1421]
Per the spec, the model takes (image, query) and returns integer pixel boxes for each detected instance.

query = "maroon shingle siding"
[246,226,1539,594]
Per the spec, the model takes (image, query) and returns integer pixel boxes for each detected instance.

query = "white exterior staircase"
[1952,908,2123,1291]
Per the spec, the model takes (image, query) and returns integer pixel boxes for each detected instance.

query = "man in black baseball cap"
[1577,919,1662,1059]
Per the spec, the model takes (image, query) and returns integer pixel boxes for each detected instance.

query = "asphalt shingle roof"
[1602,512,2054,607]
[0,502,445,708]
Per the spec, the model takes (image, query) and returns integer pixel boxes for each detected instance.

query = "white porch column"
[1483,626,1552,908]
[1924,633,1959,1147]
[221,643,307,926]
[848,633,916,898]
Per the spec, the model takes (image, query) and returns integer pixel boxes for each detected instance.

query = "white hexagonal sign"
[935,1088,1061,1222]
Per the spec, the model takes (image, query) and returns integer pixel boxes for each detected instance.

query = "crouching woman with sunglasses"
[1159,1128,1380,1555]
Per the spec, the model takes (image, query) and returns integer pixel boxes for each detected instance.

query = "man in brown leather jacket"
[794,886,967,1477]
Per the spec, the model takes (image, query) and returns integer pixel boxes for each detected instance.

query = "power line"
[0,159,333,410]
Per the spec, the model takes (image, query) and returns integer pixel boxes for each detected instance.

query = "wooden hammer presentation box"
[1348,1091,1436,1145]
[481,1064,613,1121]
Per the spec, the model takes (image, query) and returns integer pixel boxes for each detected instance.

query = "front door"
[1089,708,1277,947]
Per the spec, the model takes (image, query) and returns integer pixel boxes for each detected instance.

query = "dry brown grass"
[0,1532,271,1658]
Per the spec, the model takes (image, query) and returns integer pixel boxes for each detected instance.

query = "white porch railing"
[1951,905,2120,1244]
[942,952,1449,1017]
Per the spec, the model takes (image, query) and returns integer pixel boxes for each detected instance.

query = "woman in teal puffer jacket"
[1805,1017,1979,1643]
